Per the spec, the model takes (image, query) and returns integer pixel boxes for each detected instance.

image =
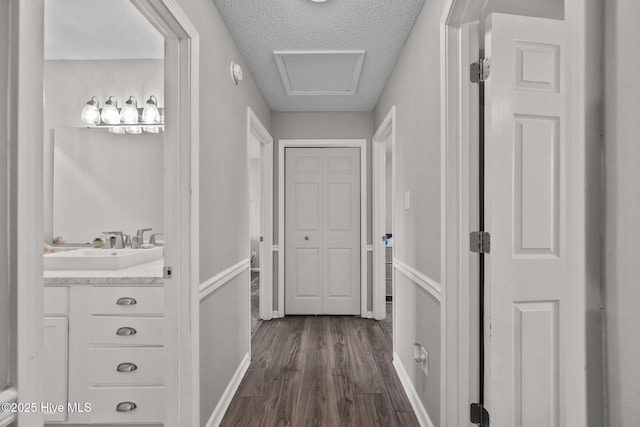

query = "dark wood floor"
[220,316,419,427]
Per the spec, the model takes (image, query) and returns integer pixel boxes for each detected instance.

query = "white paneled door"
[484,14,568,427]
[285,148,361,315]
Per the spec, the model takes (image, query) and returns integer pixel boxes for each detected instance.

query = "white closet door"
[285,148,360,315]
[484,13,569,427]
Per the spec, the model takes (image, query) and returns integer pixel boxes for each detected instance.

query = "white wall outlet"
[404,190,411,210]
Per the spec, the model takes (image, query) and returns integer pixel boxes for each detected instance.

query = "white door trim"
[14,1,44,423]
[372,106,396,320]
[277,139,368,318]
[131,2,200,424]
[246,108,274,321]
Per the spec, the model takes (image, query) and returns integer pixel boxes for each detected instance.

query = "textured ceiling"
[212,0,425,112]
[45,0,163,60]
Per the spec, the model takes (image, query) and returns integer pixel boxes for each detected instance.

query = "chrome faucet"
[136,228,152,245]
[101,231,126,249]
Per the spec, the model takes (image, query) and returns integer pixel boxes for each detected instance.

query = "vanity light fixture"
[80,96,101,126]
[80,95,164,134]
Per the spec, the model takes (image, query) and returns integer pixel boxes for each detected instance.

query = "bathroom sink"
[44,247,163,271]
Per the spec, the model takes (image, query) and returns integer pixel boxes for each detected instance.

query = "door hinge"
[470,403,490,426]
[470,58,491,83]
[260,236,264,242]
[163,266,173,279]
[470,231,491,254]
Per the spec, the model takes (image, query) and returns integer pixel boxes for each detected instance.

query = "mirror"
[52,127,163,243]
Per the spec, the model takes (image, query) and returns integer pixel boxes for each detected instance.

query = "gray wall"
[270,112,374,311]
[605,0,640,425]
[374,0,443,419]
[174,0,270,424]
[199,272,250,424]
[43,59,165,242]
[176,2,270,283]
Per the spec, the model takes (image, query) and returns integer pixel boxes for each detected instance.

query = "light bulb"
[80,96,100,125]
[120,96,139,124]
[142,95,160,124]
[101,96,120,125]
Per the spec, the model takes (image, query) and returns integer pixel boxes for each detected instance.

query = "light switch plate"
[404,190,411,211]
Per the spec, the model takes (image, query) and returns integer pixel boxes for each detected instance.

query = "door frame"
[15,0,200,424]
[246,107,274,321]
[441,0,589,425]
[132,2,200,424]
[277,139,368,318]
[372,106,396,321]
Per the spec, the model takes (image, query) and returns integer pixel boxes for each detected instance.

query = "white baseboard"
[393,353,435,427]
[204,352,250,427]
[0,387,17,427]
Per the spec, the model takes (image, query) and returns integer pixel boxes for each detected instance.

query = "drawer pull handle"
[116,401,137,412]
[116,362,138,373]
[116,297,137,306]
[116,327,137,336]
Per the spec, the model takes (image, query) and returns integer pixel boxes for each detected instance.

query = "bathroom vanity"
[43,258,166,425]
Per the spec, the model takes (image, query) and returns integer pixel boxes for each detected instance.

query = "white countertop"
[44,258,164,285]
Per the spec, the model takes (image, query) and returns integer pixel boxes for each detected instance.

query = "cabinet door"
[43,316,68,422]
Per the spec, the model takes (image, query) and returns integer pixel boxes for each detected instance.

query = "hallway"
[221,316,418,426]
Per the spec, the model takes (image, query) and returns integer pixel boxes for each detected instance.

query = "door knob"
[304,236,309,241]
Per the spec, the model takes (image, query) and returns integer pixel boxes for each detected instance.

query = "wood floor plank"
[327,316,351,377]
[220,396,267,427]
[355,393,397,427]
[394,410,421,427]
[290,318,330,426]
[363,319,414,412]
[344,318,387,394]
[239,318,295,397]
[222,316,418,427]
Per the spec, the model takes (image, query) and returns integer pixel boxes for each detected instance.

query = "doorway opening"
[373,106,395,343]
[246,108,274,329]
[16,0,200,424]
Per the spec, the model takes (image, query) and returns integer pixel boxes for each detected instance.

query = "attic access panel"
[274,50,365,96]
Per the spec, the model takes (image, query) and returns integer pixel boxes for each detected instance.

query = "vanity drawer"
[87,386,164,424]
[89,316,164,346]
[88,347,165,386]
[81,286,164,315]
